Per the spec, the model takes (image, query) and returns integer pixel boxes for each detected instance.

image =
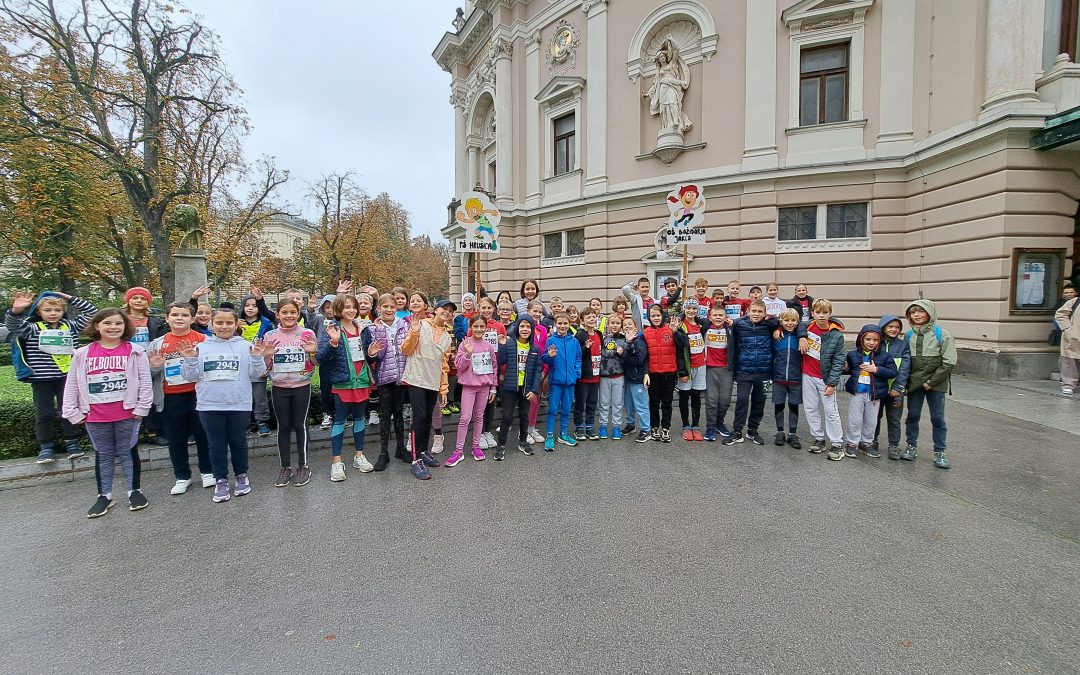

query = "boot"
[373,451,390,472]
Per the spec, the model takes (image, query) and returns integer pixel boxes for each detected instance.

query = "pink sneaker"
[444,449,464,467]
[472,447,486,461]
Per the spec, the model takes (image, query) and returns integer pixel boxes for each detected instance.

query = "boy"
[874,315,911,459]
[835,325,897,461]
[7,290,97,462]
[676,299,707,440]
[723,280,750,323]
[692,278,713,321]
[749,286,763,302]
[659,277,684,321]
[902,299,956,469]
[763,283,787,318]
[772,308,804,449]
[703,305,733,441]
[147,302,213,493]
[573,308,602,439]
[597,314,627,439]
[542,313,582,450]
[622,322,651,442]
[543,296,564,331]
[621,277,655,331]
[802,299,845,456]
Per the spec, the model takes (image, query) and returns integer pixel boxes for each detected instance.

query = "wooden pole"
[475,253,482,296]
[682,243,688,281]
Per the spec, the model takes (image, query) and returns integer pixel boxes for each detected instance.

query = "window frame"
[1062,0,1079,62]
[540,227,587,267]
[776,202,871,253]
[553,112,576,177]
[1009,248,1065,314]
[799,43,849,127]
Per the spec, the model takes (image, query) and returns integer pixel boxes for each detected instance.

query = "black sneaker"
[494,446,505,461]
[586,428,600,441]
[517,442,535,456]
[774,432,786,446]
[635,430,651,443]
[651,428,662,441]
[622,423,636,435]
[808,439,825,454]
[748,432,765,446]
[128,490,148,511]
[723,432,743,446]
[574,429,586,441]
[275,467,292,487]
[87,495,114,518]
[787,434,802,450]
[660,428,671,443]
[420,451,441,468]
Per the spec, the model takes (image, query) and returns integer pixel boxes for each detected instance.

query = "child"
[643,305,688,443]
[749,286,763,302]
[597,314,627,439]
[621,277,654,331]
[836,325,898,461]
[525,301,549,443]
[573,308,602,439]
[514,279,545,318]
[147,302,213,495]
[497,301,515,330]
[314,293,338,429]
[598,296,627,333]
[122,287,167,444]
[902,299,956,469]
[496,315,543,457]
[622,321,651,442]
[392,286,410,320]
[771,309,804,449]
[368,293,411,469]
[676,299,707,440]
[787,284,815,325]
[723,280,750,323]
[401,298,455,480]
[802,299,845,456]
[262,300,318,487]
[702,305,733,441]
[542,313,582,450]
[237,292,274,436]
[543,296,564,331]
[475,296,507,450]
[6,290,97,461]
[180,308,271,503]
[62,309,153,518]
[566,305,581,333]
[495,290,516,315]
[763,283,787,318]
[315,294,377,481]
[692,278,712,321]
[874,315,911,459]
[659,277,684,321]
[449,315,498,465]
[193,302,214,336]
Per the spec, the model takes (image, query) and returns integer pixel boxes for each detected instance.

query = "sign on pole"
[664,183,706,246]
[454,191,501,253]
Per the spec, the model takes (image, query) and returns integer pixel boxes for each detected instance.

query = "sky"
[181,0,458,239]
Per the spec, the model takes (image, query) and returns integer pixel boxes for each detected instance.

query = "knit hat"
[461,292,476,305]
[124,287,152,304]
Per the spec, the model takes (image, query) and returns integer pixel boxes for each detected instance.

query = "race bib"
[471,350,494,375]
[204,355,240,381]
[688,333,705,355]
[806,333,822,360]
[705,329,727,349]
[483,330,499,349]
[131,327,150,345]
[273,346,308,373]
[517,346,529,367]
[164,357,187,386]
[87,372,127,404]
[591,354,601,376]
[38,329,74,355]
[347,336,365,362]
[725,304,741,320]
[696,304,710,320]
[801,306,811,323]
[858,369,872,386]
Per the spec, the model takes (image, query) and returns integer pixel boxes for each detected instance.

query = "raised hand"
[547,345,557,358]
[464,340,475,354]
[498,334,507,345]
[147,350,165,368]
[336,280,353,294]
[177,340,198,358]
[326,324,341,346]
[249,285,263,300]
[191,286,211,300]
[302,335,318,355]
[367,340,382,357]
[10,290,34,314]
[251,339,277,357]
[307,296,317,310]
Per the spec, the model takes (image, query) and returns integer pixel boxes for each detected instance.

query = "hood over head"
[857,324,883,351]
[906,299,938,325]
[509,314,536,340]
[878,314,903,333]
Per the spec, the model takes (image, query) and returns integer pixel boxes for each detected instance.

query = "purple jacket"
[366,318,409,386]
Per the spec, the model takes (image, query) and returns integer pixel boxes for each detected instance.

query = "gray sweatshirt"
[181,335,268,412]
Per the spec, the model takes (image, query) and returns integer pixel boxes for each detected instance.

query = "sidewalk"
[949,375,1079,436]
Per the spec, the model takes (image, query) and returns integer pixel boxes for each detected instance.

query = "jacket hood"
[878,314,903,333]
[857,324,883,351]
[509,315,536,340]
[26,291,66,321]
[645,303,665,327]
[206,334,248,344]
[318,294,336,311]
[813,317,844,332]
[906,298,938,325]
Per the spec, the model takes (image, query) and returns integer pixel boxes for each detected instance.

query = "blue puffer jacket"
[542,330,582,385]
[732,315,800,374]
[623,334,648,383]
[771,328,803,382]
[843,325,898,399]
[315,321,375,386]
[877,314,911,394]
[497,317,542,394]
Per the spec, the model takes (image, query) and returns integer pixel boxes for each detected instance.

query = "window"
[826,203,867,239]
[799,43,849,126]
[553,113,576,176]
[777,202,870,252]
[541,227,586,266]
[778,206,817,241]
[566,227,585,256]
[543,233,562,259]
[1045,0,1080,69]
[1011,248,1065,312]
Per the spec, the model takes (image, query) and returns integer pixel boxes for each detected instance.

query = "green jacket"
[817,319,846,387]
[905,299,956,392]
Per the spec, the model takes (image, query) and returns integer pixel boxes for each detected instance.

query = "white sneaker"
[430,434,445,454]
[369,411,380,425]
[1063,387,1075,395]
[528,428,545,444]
[484,432,497,448]
[478,433,490,449]
[352,453,374,473]
[320,414,332,429]
[330,461,347,482]
[200,473,216,488]
[170,479,192,495]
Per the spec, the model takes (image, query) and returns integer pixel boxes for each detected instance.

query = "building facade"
[433,0,1080,378]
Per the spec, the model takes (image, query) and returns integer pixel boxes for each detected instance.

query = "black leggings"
[679,389,702,428]
[648,372,677,430]
[408,387,439,461]
[272,385,310,468]
[377,382,407,453]
[498,389,530,446]
[775,403,800,435]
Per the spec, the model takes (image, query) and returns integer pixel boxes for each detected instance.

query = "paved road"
[1,385,1078,674]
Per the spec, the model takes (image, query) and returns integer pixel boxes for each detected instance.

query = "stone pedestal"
[174,248,208,302]
[653,130,687,164]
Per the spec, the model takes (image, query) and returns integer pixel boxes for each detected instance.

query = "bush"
[0,342,11,367]
[0,366,38,460]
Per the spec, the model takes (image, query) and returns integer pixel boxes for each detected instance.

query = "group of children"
[4,276,957,518]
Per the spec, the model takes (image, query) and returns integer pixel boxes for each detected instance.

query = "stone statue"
[172,204,204,250]
[644,37,693,136]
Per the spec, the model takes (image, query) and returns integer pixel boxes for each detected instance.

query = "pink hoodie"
[453,336,498,390]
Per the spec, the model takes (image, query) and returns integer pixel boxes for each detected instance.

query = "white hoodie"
[181,335,268,412]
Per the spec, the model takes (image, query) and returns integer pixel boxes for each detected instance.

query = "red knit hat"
[124,287,152,304]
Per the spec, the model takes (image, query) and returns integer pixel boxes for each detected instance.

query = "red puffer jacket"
[643,326,678,374]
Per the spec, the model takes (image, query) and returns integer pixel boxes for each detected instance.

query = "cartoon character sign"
[665,183,706,245]
[455,191,501,253]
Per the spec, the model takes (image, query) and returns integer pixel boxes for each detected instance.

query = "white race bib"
[347,336,365,362]
[806,333,822,361]
[87,372,127,404]
[688,332,705,355]
[696,304,710,320]
[591,354,601,376]
[204,355,240,381]
[517,346,529,367]
[164,357,187,386]
[858,370,872,386]
[273,346,308,373]
[483,330,499,349]
[705,329,727,349]
[471,350,494,375]
[801,305,811,323]
[131,327,150,345]
[38,329,74,355]
[725,304,741,320]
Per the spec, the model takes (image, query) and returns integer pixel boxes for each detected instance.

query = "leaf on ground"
[899,639,913,648]
[325,634,336,641]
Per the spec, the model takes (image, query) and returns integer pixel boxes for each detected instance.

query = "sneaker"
[257,423,271,436]
[682,428,694,441]
[65,440,85,460]
[320,414,332,429]
[201,473,216,488]
[787,434,802,450]
[887,445,901,460]
[900,444,918,461]
[369,411,380,425]
[352,453,374,473]
[411,459,432,480]
[213,479,231,502]
[934,451,951,469]
[472,447,486,461]
[330,461,347,482]
[692,429,704,441]
[774,432,786,446]
[598,425,609,439]
[844,444,858,458]
[448,402,461,414]
[484,432,497,448]
[36,445,56,464]
[622,423,636,435]
[421,451,441,468]
[477,433,490,450]
[718,424,732,438]
[294,465,312,486]
[827,446,845,461]
[544,435,555,451]
[747,432,765,446]
[864,444,881,459]
[234,473,251,496]
[1063,387,1075,395]
[440,406,453,416]
[170,479,192,495]
[611,427,622,440]
[703,427,716,442]
[494,446,505,461]
[528,428,545,444]
[660,428,671,443]
[586,428,600,441]
[275,468,292,487]
[518,442,535,456]
[431,435,445,454]
[373,452,390,472]
[574,429,586,441]
[559,433,578,447]
[128,490,148,511]
[651,428,662,442]
[445,449,464,467]
[808,439,825,454]
[636,430,651,443]
[87,495,114,518]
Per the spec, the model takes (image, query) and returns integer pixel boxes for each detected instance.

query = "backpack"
[906,325,942,345]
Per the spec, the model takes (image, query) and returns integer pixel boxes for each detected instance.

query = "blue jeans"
[198,411,250,480]
[905,388,947,450]
[624,382,636,426]
[546,383,575,438]
[627,382,650,431]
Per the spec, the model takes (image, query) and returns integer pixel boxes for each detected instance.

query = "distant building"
[220,214,316,301]
[433,0,1080,378]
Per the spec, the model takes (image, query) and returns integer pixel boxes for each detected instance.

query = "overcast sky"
[182,0,457,238]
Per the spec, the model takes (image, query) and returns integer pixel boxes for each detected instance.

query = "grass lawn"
[0,364,25,400]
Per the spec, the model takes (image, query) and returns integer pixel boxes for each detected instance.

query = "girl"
[179,308,270,503]
[566,305,581,334]
[787,284,815,325]
[589,297,605,330]
[401,297,455,480]
[495,290,516,317]
[525,301,549,443]
[367,293,410,469]
[475,296,507,450]
[193,302,213,336]
[676,300,707,441]
[599,296,628,334]
[514,279,544,318]
[643,305,688,443]
[315,294,378,482]
[448,315,498,466]
[315,293,338,429]
[238,293,274,436]
[392,286,410,320]
[123,287,167,445]
[496,315,542,458]
[62,309,153,518]
[356,291,379,426]
[596,314,627,439]
[262,300,318,487]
